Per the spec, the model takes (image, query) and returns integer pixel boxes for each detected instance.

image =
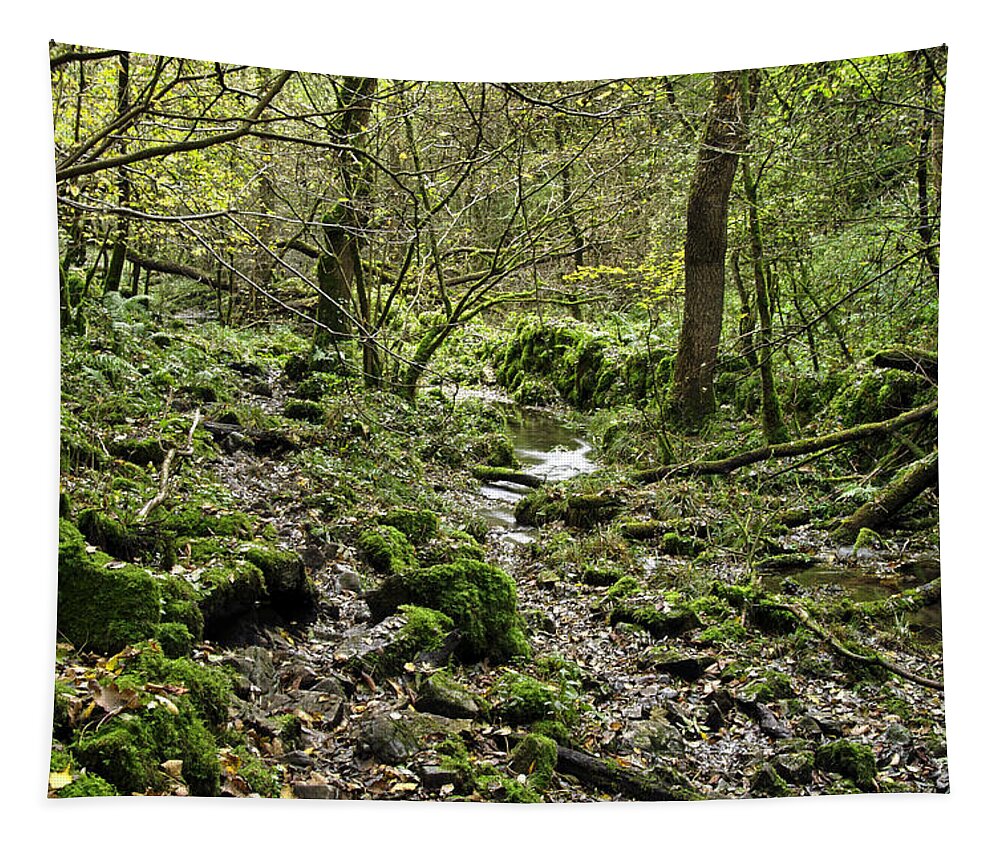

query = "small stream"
[477,411,597,543]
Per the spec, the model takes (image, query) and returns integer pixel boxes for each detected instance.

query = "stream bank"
[52,316,946,801]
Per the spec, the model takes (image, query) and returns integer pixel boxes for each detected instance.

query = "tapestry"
[49,42,946,801]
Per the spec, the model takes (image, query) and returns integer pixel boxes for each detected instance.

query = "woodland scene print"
[50,43,945,800]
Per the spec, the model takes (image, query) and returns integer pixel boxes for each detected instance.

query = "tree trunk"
[668,71,757,428]
[636,402,936,482]
[740,151,787,444]
[103,53,130,294]
[834,449,938,541]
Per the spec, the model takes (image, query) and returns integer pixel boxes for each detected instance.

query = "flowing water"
[477,411,597,543]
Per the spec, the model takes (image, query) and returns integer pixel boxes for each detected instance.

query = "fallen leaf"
[48,766,74,791]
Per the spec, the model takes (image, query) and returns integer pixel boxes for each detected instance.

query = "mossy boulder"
[366,558,531,662]
[160,507,253,540]
[581,565,624,587]
[827,365,933,427]
[414,671,481,719]
[492,673,564,726]
[57,519,162,654]
[282,399,326,423]
[357,525,419,574]
[241,542,316,613]
[196,560,266,627]
[382,508,439,545]
[816,739,876,791]
[509,733,558,791]
[609,604,702,639]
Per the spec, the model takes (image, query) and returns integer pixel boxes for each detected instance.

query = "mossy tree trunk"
[835,449,938,541]
[103,53,130,295]
[668,71,758,429]
[740,141,788,444]
[315,77,381,385]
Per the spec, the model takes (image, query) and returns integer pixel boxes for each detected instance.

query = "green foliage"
[815,739,876,790]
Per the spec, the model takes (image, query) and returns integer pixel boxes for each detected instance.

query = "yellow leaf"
[48,766,75,791]
[280,784,296,799]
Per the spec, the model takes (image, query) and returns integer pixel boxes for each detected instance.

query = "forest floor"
[51,305,946,801]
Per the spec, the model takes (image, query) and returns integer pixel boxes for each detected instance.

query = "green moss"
[605,575,641,599]
[161,507,253,540]
[124,642,232,726]
[232,745,281,797]
[698,618,748,646]
[816,739,876,790]
[509,733,558,791]
[581,565,624,587]
[744,670,796,703]
[159,575,205,641]
[609,605,701,639]
[154,622,194,658]
[530,719,571,746]
[383,508,439,545]
[283,399,326,423]
[370,558,530,662]
[660,532,706,557]
[828,366,930,427]
[57,772,119,797]
[358,525,419,574]
[374,605,455,675]
[108,436,166,467]
[197,561,266,626]
[492,672,579,727]
[57,520,162,654]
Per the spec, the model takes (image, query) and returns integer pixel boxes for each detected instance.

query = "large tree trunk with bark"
[668,71,757,428]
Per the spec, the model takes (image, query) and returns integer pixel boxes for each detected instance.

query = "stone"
[414,672,480,719]
[357,710,470,764]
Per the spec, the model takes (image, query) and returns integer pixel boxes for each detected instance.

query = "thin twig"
[136,409,202,522]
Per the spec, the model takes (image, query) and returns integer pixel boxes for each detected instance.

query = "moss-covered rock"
[366,558,530,662]
[581,565,624,587]
[414,671,481,719]
[382,508,439,545]
[241,541,316,613]
[491,672,579,727]
[196,560,266,627]
[609,604,702,639]
[57,520,162,654]
[357,525,419,574]
[815,739,876,790]
[283,399,326,423]
[160,507,254,540]
[509,733,558,791]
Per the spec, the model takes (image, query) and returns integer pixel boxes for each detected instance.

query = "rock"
[417,763,463,790]
[334,608,458,677]
[292,782,339,799]
[336,569,363,593]
[609,605,702,639]
[621,714,685,757]
[357,710,470,764]
[414,672,481,719]
[748,762,793,798]
[773,741,815,785]
[643,648,715,681]
[509,733,558,790]
[815,739,877,791]
[222,646,276,698]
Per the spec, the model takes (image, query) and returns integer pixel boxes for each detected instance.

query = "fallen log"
[635,402,937,482]
[472,466,543,488]
[126,250,223,289]
[551,743,696,800]
[834,450,938,541]
[872,347,938,380]
[772,601,944,691]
